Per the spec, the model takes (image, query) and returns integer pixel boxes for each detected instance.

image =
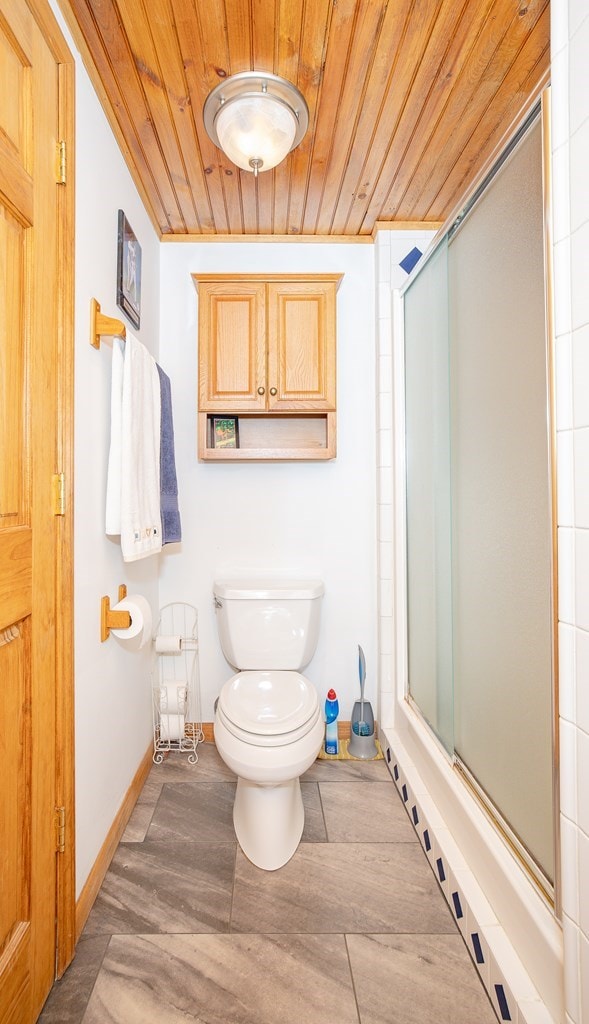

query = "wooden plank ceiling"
[60,0,550,238]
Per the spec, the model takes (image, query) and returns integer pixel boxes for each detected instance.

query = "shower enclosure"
[403,106,556,890]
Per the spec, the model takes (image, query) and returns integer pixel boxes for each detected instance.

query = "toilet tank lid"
[213,579,324,600]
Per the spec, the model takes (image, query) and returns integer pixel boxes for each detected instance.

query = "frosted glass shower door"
[449,117,554,882]
[404,241,453,754]
[403,111,555,886]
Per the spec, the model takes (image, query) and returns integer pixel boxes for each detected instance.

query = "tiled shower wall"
[551,3,589,1022]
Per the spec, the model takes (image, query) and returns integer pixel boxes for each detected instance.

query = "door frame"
[27,0,76,978]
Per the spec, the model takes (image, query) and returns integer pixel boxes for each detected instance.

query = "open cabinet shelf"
[198,412,336,462]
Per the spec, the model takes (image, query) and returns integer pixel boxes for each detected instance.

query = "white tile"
[455,870,498,932]
[575,628,589,735]
[379,615,393,655]
[378,468,393,505]
[423,825,442,882]
[577,727,589,836]
[466,912,491,990]
[378,504,392,543]
[427,826,466,901]
[377,391,392,430]
[374,228,391,249]
[379,542,392,578]
[561,815,580,921]
[487,925,539,1002]
[552,141,571,244]
[379,653,393,692]
[571,221,589,331]
[558,527,575,625]
[377,282,392,319]
[550,0,568,58]
[410,790,446,832]
[389,234,417,265]
[379,689,394,728]
[560,718,578,823]
[379,577,393,616]
[580,928,589,1024]
[550,46,570,153]
[378,354,393,394]
[577,826,589,938]
[517,999,559,1024]
[377,431,392,468]
[563,914,581,1022]
[390,266,410,290]
[377,315,392,356]
[558,431,575,526]
[446,866,468,939]
[377,242,391,285]
[556,333,574,432]
[489,944,519,1023]
[573,323,589,428]
[570,119,589,234]
[554,237,572,338]
[569,0,587,40]
[574,429,589,526]
[570,16,589,136]
[575,529,589,631]
[559,622,576,723]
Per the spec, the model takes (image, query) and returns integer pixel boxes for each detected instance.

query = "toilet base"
[233,776,304,871]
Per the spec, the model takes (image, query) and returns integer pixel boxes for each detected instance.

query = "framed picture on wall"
[116,210,142,329]
[212,416,239,449]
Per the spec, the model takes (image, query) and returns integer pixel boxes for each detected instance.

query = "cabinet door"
[267,281,337,411]
[198,281,266,411]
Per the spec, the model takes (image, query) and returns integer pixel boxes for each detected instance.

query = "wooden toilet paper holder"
[100,584,131,642]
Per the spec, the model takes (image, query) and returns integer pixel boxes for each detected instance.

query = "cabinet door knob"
[269,387,278,396]
[257,386,265,395]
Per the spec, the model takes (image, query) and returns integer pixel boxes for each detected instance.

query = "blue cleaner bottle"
[324,688,339,755]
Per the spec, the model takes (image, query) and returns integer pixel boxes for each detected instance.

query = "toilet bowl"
[212,579,324,870]
[215,670,324,870]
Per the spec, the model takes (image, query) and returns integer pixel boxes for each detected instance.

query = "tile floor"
[39,743,498,1024]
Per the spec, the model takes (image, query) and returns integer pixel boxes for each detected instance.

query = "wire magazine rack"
[152,602,203,764]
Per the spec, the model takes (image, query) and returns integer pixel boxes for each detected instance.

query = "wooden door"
[0,1,74,1020]
[197,279,267,411]
[267,280,337,411]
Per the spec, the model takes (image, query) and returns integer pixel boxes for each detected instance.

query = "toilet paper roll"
[159,682,187,714]
[111,594,152,651]
[160,713,185,742]
[154,635,183,653]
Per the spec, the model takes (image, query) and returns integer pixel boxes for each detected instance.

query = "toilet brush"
[354,645,370,735]
[349,646,377,758]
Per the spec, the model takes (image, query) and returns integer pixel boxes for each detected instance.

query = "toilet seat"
[217,671,320,747]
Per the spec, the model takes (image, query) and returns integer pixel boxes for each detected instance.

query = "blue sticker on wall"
[399,246,422,275]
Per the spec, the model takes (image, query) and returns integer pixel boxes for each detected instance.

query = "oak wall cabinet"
[193,274,342,461]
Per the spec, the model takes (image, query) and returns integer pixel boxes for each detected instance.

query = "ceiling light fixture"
[203,71,309,176]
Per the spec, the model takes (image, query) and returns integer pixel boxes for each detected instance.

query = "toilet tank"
[213,579,324,670]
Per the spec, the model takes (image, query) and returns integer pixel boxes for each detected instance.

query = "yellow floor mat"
[317,737,384,761]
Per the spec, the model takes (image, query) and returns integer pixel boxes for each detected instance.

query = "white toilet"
[213,578,325,870]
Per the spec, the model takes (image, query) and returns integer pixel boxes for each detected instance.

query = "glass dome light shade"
[215,94,297,173]
[203,72,309,174]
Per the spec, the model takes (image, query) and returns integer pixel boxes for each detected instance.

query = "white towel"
[106,333,162,561]
[105,338,124,534]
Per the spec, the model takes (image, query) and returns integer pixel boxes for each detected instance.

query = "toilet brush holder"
[348,699,378,759]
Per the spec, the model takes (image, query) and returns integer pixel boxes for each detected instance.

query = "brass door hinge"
[55,806,66,854]
[52,473,66,516]
[56,140,67,185]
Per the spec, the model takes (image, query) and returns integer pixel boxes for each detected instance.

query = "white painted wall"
[158,242,377,724]
[51,2,161,894]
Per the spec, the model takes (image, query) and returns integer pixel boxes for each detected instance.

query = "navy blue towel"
[156,364,181,545]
